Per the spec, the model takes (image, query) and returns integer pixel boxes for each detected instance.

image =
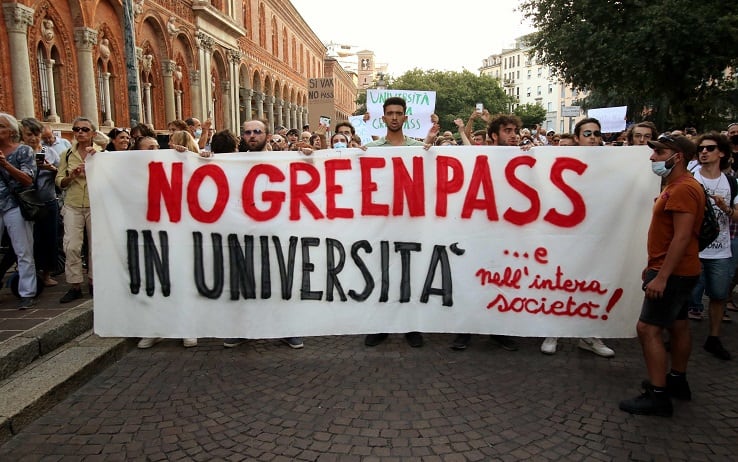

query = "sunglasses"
[657,134,676,143]
[242,129,264,136]
[698,145,719,152]
[581,130,602,138]
[72,126,92,133]
[552,138,561,142]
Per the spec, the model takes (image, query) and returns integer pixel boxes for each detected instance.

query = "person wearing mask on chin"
[619,134,702,417]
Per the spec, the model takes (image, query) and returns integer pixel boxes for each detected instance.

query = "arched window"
[258,4,266,47]
[37,45,51,119]
[97,60,108,123]
[271,16,278,57]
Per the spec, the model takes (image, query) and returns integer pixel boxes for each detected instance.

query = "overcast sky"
[290,1,535,76]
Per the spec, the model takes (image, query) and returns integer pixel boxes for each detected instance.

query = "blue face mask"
[194,128,203,138]
[651,153,677,177]
[333,142,347,149]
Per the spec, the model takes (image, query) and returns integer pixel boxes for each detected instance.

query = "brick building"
[0,0,354,135]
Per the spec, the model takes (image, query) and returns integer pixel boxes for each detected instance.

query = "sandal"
[726,301,738,312]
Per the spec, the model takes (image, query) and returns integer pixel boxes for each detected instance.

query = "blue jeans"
[690,258,735,312]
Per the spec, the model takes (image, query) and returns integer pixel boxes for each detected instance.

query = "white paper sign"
[588,106,628,133]
[88,146,656,339]
[366,90,436,138]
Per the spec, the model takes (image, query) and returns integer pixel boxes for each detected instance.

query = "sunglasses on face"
[72,126,92,133]
[698,145,719,152]
[242,129,264,136]
[581,130,602,138]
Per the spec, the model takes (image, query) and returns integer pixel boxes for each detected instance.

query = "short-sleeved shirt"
[365,136,424,147]
[647,173,704,276]
[0,144,37,213]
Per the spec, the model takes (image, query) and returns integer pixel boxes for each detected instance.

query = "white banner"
[366,89,436,138]
[588,106,628,133]
[89,146,656,339]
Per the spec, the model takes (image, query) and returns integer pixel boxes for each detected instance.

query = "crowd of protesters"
[2,99,736,418]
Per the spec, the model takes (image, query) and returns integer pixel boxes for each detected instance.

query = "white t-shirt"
[694,171,732,259]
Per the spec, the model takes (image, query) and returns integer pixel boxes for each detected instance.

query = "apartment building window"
[527,87,531,97]
[548,84,553,94]
[537,86,541,96]
[527,69,531,79]
[537,67,542,78]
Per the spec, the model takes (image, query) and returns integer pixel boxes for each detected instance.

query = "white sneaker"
[137,337,162,349]
[540,337,558,355]
[578,337,614,357]
[183,338,198,348]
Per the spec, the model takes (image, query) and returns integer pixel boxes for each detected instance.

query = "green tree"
[357,69,515,133]
[519,0,738,131]
[514,103,547,128]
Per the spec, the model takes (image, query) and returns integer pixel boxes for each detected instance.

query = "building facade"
[0,0,352,135]
[480,36,587,133]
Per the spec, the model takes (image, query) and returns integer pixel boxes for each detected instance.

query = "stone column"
[162,60,177,123]
[297,107,304,131]
[254,92,264,120]
[102,72,113,126]
[221,80,232,130]
[175,90,182,120]
[265,96,275,132]
[190,70,202,119]
[243,89,253,123]
[74,27,99,125]
[196,32,213,119]
[289,103,297,130]
[143,82,153,125]
[275,99,283,129]
[45,59,60,122]
[3,3,35,119]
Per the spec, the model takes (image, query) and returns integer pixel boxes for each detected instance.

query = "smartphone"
[319,116,331,127]
[35,153,45,162]
[476,103,483,113]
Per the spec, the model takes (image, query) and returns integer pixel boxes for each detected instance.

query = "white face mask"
[651,153,677,177]
[194,128,203,138]
[333,142,347,149]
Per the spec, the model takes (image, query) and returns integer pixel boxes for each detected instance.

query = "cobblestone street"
[1,320,737,461]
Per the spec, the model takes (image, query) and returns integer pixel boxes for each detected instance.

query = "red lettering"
[242,164,285,221]
[392,156,425,217]
[435,156,463,217]
[503,156,540,226]
[486,293,599,319]
[146,161,183,223]
[534,247,548,264]
[290,162,324,220]
[187,164,228,223]
[461,155,498,219]
[325,159,353,219]
[475,267,525,289]
[545,157,587,227]
[360,156,389,216]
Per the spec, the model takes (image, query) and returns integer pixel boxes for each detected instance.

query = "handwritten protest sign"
[88,146,655,339]
[366,89,436,138]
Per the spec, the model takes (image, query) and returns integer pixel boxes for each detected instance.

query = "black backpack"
[698,173,738,251]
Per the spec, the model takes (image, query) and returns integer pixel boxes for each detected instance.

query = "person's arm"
[454,119,472,146]
[315,123,328,150]
[644,210,696,298]
[0,153,33,187]
[423,123,440,149]
[465,111,480,141]
[198,119,212,150]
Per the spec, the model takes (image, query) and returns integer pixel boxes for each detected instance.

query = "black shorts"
[639,269,699,328]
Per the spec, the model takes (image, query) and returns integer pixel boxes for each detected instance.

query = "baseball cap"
[647,134,696,158]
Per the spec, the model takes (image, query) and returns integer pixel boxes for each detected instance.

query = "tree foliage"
[514,103,547,128]
[519,0,738,131]
[356,69,516,133]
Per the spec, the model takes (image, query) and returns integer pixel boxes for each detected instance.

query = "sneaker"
[540,337,558,355]
[451,333,472,350]
[183,338,198,348]
[59,287,83,304]
[640,376,692,401]
[687,310,703,321]
[578,337,614,357]
[704,336,731,360]
[137,337,162,349]
[282,337,304,349]
[364,333,389,347]
[726,301,738,312]
[43,277,58,287]
[18,297,35,310]
[223,338,245,348]
[405,331,424,348]
[619,384,673,417]
[490,335,519,351]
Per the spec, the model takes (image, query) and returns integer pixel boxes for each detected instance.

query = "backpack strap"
[725,173,738,207]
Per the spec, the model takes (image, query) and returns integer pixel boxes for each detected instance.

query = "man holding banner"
[619,134,702,417]
[364,96,425,348]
